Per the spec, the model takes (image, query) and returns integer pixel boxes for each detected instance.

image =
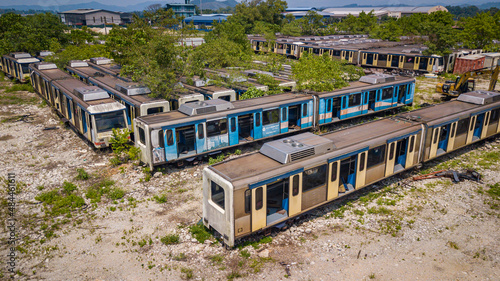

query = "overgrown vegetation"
[85,178,125,203]
[161,234,180,245]
[189,223,212,243]
[109,128,140,166]
[35,181,85,217]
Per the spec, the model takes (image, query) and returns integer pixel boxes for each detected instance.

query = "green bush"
[62,181,77,194]
[75,168,90,180]
[153,194,167,203]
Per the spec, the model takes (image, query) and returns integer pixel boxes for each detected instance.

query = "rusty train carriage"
[29,62,128,148]
[202,91,500,247]
[87,57,128,81]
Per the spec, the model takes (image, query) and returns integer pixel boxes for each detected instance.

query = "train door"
[251,186,266,232]
[399,56,405,69]
[392,87,399,107]
[228,117,238,146]
[356,151,368,189]
[196,123,206,153]
[253,112,262,139]
[164,128,177,161]
[446,122,458,152]
[327,161,340,200]
[348,51,354,63]
[385,142,397,177]
[397,84,406,104]
[387,55,393,68]
[289,174,302,217]
[73,105,81,131]
[419,57,429,71]
[367,90,376,112]
[266,179,289,226]
[362,53,367,64]
[405,135,418,168]
[301,102,311,128]
[238,113,254,141]
[288,105,301,130]
[394,138,408,172]
[437,124,450,155]
[280,106,289,133]
[427,58,436,72]
[374,54,379,65]
[473,113,485,141]
[341,50,346,60]
[176,125,196,157]
[414,57,420,70]
[481,111,491,139]
[339,155,357,193]
[340,96,347,120]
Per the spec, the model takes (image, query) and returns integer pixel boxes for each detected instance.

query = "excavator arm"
[488,65,500,91]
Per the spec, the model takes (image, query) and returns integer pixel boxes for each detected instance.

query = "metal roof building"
[321,6,448,19]
[59,9,130,26]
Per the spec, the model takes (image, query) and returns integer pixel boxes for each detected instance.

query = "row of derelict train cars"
[2,48,500,247]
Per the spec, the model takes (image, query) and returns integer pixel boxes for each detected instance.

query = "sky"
[0,0,490,8]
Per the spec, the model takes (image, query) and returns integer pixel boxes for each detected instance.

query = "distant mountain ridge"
[190,0,238,10]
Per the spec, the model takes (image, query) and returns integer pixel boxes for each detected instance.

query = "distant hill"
[477,2,500,9]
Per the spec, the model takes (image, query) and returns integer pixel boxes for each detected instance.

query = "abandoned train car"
[135,74,415,168]
[30,62,129,148]
[202,90,500,247]
[1,52,40,83]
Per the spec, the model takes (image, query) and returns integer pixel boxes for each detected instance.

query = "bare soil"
[0,75,498,280]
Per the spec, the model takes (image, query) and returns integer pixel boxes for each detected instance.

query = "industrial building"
[59,9,131,26]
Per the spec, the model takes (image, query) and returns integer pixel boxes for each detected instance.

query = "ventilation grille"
[11,52,31,59]
[290,148,315,162]
[90,57,111,65]
[35,62,57,70]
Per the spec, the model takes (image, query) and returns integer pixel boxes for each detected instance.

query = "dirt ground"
[0,75,498,280]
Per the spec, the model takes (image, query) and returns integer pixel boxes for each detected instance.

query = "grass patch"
[367,206,392,215]
[376,198,397,206]
[248,257,272,273]
[208,153,226,165]
[238,236,272,250]
[227,271,243,280]
[477,151,500,169]
[3,83,34,93]
[161,234,180,245]
[240,249,251,258]
[75,168,90,181]
[209,254,224,265]
[189,223,212,243]
[85,178,124,203]
[153,194,167,203]
[35,181,85,217]
[180,267,193,279]
[447,241,459,250]
[0,91,37,105]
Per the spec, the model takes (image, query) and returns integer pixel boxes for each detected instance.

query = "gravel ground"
[0,75,498,280]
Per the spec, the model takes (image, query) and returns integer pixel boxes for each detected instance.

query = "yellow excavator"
[436,65,500,97]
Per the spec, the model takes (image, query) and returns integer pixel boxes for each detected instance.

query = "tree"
[292,53,360,92]
[233,0,287,34]
[296,11,324,35]
[459,12,498,49]
[45,44,110,68]
[420,11,458,56]
[370,18,402,41]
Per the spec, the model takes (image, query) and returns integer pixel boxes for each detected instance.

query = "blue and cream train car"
[202,90,500,247]
[1,52,39,83]
[87,57,129,81]
[29,62,129,148]
[135,94,315,168]
[135,74,415,168]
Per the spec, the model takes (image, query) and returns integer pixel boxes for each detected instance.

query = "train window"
[450,123,456,138]
[389,143,395,160]
[197,124,204,139]
[245,189,251,214]
[438,57,444,66]
[456,119,469,136]
[491,109,500,122]
[302,164,327,192]
[379,54,387,61]
[364,93,368,104]
[302,103,308,117]
[137,127,146,145]
[166,129,173,146]
[332,50,341,57]
[292,175,299,196]
[147,107,163,115]
[367,144,386,168]
[206,119,228,137]
[230,117,236,132]
[359,153,366,171]
[409,136,415,153]
[158,130,164,147]
[95,111,127,133]
[256,113,261,127]
[382,88,393,100]
[281,107,287,121]
[255,187,263,210]
[263,109,279,125]
[433,129,439,144]
[342,96,346,108]
[330,162,338,182]
[349,93,361,107]
[211,181,225,210]
[327,99,332,112]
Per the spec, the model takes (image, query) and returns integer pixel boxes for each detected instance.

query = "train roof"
[209,117,421,189]
[4,53,40,63]
[182,83,236,95]
[136,92,311,127]
[66,62,106,78]
[398,91,500,127]
[88,75,165,106]
[29,63,72,82]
